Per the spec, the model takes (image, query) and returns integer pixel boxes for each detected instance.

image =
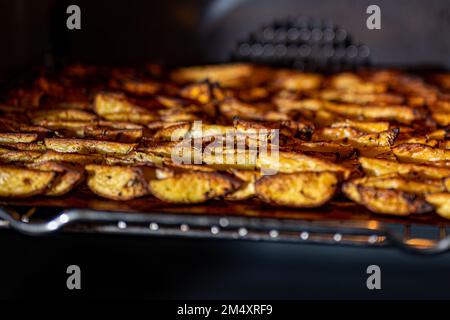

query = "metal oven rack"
[1,206,449,255]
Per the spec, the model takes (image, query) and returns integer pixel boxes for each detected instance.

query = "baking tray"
[1,192,450,254]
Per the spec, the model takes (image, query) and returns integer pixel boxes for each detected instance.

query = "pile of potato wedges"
[1,63,450,219]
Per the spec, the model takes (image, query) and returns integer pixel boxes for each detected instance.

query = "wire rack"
[1,205,449,255]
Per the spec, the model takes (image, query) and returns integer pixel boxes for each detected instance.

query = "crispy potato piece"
[351,174,445,195]
[272,71,323,91]
[234,118,313,141]
[37,151,103,165]
[154,123,233,141]
[111,78,161,96]
[257,151,350,178]
[44,138,135,155]
[180,81,227,104]
[171,63,268,87]
[0,118,50,133]
[149,172,240,203]
[425,193,450,219]
[0,133,38,144]
[86,165,153,200]
[94,92,148,115]
[313,127,398,147]
[392,144,450,163]
[219,98,288,121]
[256,172,338,207]
[343,182,432,215]
[320,90,404,105]
[330,119,390,133]
[285,141,354,159]
[0,148,42,163]
[105,151,164,166]
[323,102,423,124]
[329,73,386,93]
[432,112,450,126]
[101,112,159,124]
[274,98,323,113]
[30,109,96,122]
[28,162,84,196]
[359,157,450,179]
[0,166,55,198]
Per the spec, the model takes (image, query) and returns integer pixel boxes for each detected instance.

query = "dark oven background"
[1,0,450,299]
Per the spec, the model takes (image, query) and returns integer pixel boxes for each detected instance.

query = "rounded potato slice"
[255,171,338,207]
[0,166,55,198]
[149,172,240,203]
[343,182,432,216]
[86,165,150,200]
[426,193,450,219]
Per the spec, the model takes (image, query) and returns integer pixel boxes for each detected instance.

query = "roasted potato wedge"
[28,162,84,196]
[256,172,338,207]
[257,151,350,178]
[425,193,450,219]
[86,165,153,200]
[149,172,240,203]
[359,157,450,179]
[0,166,55,197]
[45,138,135,155]
[323,102,424,124]
[343,182,432,215]
[313,127,398,147]
[392,144,450,163]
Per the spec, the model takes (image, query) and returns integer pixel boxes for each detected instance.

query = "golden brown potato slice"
[329,73,386,93]
[323,102,424,124]
[100,112,159,124]
[149,172,240,203]
[257,151,350,179]
[233,118,313,141]
[330,119,390,133]
[30,109,97,122]
[219,98,288,121]
[170,63,266,87]
[111,78,161,96]
[432,112,450,126]
[392,144,450,163]
[0,166,55,198]
[0,118,50,133]
[256,172,338,207]
[28,162,84,196]
[37,151,103,165]
[0,133,38,144]
[343,182,432,215]
[313,127,398,147]
[359,157,450,179]
[179,81,227,104]
[272,71,323,91]
[0,149,42,163]
[86,165,153,200]
[154,123,233,141]
[320,90,404,105]
[285,142,354,159]
[352,174,445,195]
[273,98,323,113]
[425,193,450,219]
[105,151,164,166]
[44,138,135,155]
[94,92,148,115]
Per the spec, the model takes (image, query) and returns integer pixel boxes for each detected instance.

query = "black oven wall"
[1,0,449,83]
